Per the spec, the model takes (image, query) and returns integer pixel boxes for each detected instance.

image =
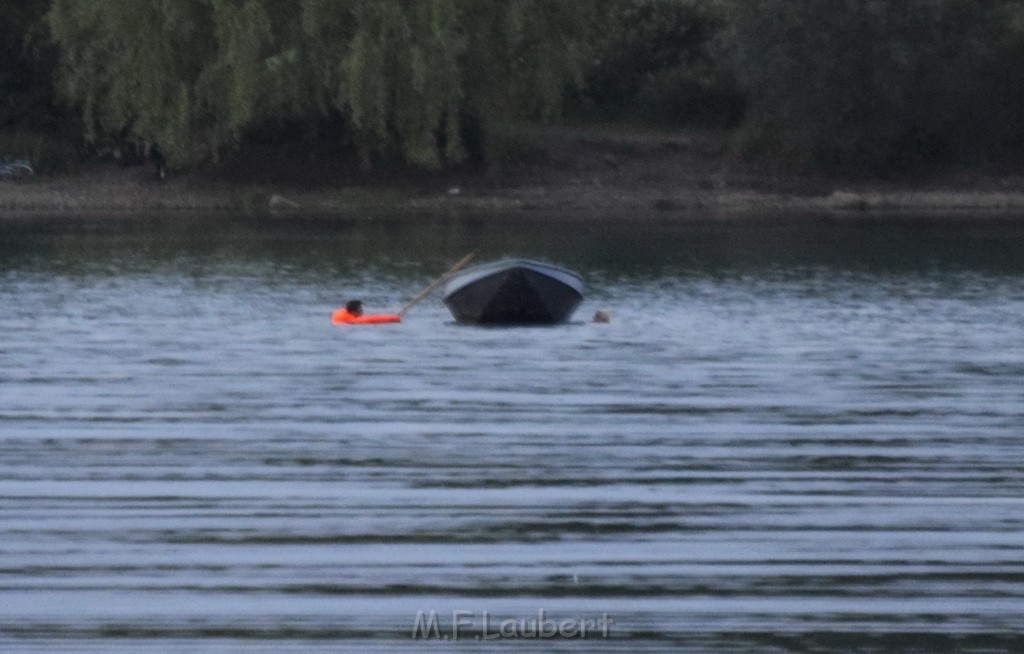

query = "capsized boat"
[442,259,584,325]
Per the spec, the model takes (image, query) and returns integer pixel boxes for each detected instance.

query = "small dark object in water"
[443,259,583,325]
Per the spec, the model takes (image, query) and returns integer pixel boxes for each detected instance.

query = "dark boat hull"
[442,260,584,325]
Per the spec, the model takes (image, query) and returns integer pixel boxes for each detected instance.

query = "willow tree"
[728,0,1009,173]
[1,0,53,129]
[47,0,597,168]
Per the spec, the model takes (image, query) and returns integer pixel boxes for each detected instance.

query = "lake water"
[1,212,1023,653]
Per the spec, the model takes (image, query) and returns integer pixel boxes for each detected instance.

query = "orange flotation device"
[331,308,401,324]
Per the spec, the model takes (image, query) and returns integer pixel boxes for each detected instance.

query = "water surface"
[2,213,1023,652]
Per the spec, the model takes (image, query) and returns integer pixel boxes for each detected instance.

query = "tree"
[729,0,1011,173]
[1,0,57,129]
[47,0,599,169]
[580,0,742,127]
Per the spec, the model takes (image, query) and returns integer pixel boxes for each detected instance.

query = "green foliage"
[0,0,60,129]
[0,128,82,173]
[977,1,1024,165]
[0,1,82,173]
[729,0,1012,173]
[47,0,599,169]
[33,0,1024,176]
[580,0,742,127]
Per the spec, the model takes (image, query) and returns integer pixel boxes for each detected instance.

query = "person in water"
[331,299,401,324]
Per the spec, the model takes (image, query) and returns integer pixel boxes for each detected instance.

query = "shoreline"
[7,177,1024,222]
[5,127,1024,221]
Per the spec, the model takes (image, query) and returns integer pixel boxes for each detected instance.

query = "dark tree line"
[3,0,1024,175]
[729,0,1024,173]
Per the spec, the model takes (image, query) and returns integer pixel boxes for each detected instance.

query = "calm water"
[1,213,1023,653]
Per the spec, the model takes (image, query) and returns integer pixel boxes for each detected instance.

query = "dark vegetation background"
[4,0,1024,180]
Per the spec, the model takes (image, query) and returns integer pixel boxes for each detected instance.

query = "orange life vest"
[331,308,401,324]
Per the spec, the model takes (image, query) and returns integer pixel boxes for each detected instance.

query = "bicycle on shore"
[0,158,34,181]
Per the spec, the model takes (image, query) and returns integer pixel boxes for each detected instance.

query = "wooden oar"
[397,251,477,318]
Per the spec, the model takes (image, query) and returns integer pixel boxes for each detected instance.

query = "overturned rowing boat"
[442,259,584,325]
